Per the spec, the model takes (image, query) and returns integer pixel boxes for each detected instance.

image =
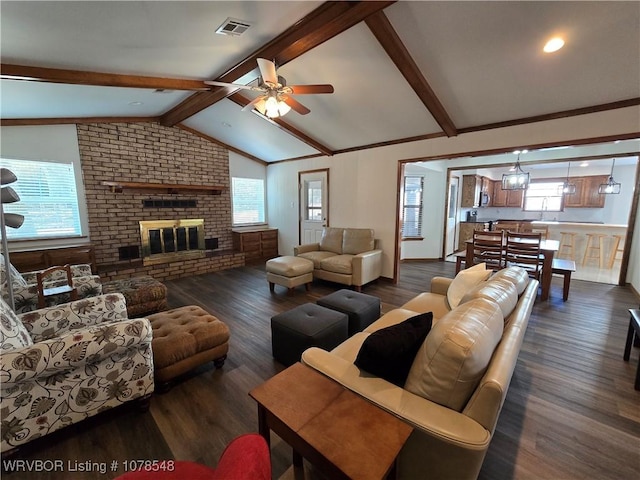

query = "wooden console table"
[9,245,96,274]
[250,362,412,480]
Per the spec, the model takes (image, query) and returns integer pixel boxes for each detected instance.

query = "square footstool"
[271,303,348,367]
[147,305,230,388]
[266,256,314,295]
[317,289,381,336]
[102,275,168,317]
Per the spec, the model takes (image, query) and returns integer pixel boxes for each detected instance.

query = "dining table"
[465,238,560,301]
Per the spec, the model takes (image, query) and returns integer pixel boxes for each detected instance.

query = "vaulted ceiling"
[1,1,639,164]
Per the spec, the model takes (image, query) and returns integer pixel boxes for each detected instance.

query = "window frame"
[231,176,267,227]
[401,175,424,240]
[522,178,566,212]
[1,157,87,243]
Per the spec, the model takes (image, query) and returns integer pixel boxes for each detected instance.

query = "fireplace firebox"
[140,219,205,265]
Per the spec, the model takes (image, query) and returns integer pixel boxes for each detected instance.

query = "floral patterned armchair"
[0,293,154,454]
[0,255,102,314]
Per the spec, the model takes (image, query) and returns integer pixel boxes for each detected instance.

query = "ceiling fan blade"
[242,95,266,112]
[204,80,257,91]
[288,84,334,95]
[282,96,310,115]
[257,58,278,86]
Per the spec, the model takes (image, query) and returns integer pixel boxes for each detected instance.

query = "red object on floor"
[114,433,271,480]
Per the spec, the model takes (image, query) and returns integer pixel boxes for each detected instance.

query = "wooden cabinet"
[565,175,607,208]
[457,222,488,252]
[232,228,278,262]
[491,181,523,208]
[461,175,482,207]
[9,245,96,273]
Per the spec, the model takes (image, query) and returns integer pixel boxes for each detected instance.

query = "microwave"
[479,192,490,207]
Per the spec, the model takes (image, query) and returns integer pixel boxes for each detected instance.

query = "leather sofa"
[302,266,537,480]
[294,227,382,291]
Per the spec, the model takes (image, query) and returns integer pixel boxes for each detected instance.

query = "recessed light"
[543,37,565,53]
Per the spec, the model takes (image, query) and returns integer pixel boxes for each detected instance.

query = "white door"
[446,175,459,256]
[299,169,329,244]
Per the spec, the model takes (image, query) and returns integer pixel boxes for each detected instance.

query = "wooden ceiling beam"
[0,116,159,126]
[365,11,458,137]
[160,1,396,127]
[0,64,210,91]
[228,93,334,157]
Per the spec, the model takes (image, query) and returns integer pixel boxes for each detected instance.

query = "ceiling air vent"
[215,18,252,36]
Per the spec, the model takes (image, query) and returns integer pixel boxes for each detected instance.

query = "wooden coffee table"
[249,362,413,480]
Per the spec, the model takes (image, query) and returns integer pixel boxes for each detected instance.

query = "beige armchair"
[0,293,154,454]
[1,255,102,314]
[294,227,382,291]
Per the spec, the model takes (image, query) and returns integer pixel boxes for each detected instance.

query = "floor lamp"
[1,168,25,311]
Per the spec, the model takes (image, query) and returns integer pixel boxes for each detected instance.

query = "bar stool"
[607,234,625,269]
[582,233,606,268]
[558,232,577,261]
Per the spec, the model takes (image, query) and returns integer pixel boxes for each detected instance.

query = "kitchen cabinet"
[461,175,482,207]
[457,222,488,251]
[491,181,523,208]
[564,175,607,208]
[232,228,278,262]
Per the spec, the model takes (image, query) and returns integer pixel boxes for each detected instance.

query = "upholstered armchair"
[0,293,154,454]
[0,255,102,314]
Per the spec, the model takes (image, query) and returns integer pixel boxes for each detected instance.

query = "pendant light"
[598,158,621,194]
[558,162,576,195]
[501,150,530,190]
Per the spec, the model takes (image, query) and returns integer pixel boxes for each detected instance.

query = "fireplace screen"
[140,219,205,265]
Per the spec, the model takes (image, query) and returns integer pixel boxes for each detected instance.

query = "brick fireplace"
[77,122,244,281]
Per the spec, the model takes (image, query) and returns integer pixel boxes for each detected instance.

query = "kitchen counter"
[531,221,628,228]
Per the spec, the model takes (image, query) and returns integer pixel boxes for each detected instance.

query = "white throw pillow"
[447,263,491,309]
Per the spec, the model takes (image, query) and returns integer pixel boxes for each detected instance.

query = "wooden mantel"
[102,181,225,195]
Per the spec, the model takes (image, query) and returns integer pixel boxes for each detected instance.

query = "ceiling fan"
[204,58,334,119]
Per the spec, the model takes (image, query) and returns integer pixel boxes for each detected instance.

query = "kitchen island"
[531,221,626,284]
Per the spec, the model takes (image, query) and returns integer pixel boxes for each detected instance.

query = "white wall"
[266,106,640,291]
[0,124,89,250]
[400,163,446,259]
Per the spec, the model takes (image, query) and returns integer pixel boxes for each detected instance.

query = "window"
[305,180,323,221]
[232,177,266,225]
[402,176,424,238]
[523,180,565,212]
[2,158,83,240]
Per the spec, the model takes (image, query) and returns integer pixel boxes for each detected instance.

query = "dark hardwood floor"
[4,261,640,479]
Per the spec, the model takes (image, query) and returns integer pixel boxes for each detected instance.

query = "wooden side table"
[249,362,413,480]
[623,309,640,390]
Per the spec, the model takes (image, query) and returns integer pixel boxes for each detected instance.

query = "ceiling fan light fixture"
[543,37,565,53]
[598,158,621,194]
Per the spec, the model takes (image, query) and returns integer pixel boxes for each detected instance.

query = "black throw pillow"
[354,312,433,387]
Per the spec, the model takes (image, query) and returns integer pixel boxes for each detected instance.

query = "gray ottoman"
[266,256,314,295]
[271,303,348,366]
[317,289,381,336]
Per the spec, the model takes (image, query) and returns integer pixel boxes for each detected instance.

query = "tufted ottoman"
[317,289,381,336]
[102,275,168,317]
[271,303,348,366]
[266,256,314,295]
[147,306,230,388]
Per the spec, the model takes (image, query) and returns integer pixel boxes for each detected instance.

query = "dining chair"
[505,231,542,279]
[472,230,505,271]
